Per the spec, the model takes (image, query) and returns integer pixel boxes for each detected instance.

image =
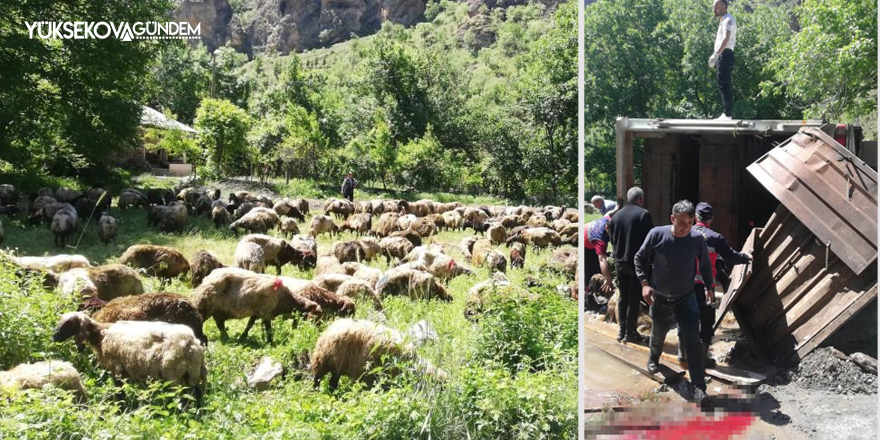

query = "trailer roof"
[616,117,825,137]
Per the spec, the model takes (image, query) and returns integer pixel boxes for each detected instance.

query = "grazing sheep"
[460,236,478,259]
[193,195,213,216]
[58,264,144,302]
[333,240,365,263]
[324,199,354,219]
[372,212,401,237]
[147,202,188,233]
[241,234,314,274]
[470,239,493,267]
[50,204,78,248]
[356,237,381,261]
[12,254,90,272]
[234,241,267,273]
[341,213,372,236]
[465,272,512,319]
[434,202,460,214]
[232,201,255,220]
[316,256,347,276]
[352,265,383,287]
[55,187,83,203]
[278,277,355,317]
[311,319,446,390]
[410,217,437,238]
[509,242,526,269]
[190,250,225,288]
[563,208,579,223]
[92,292,208,346]
[500,214,525,229]
[212,205,231,229]
[313,273,354,292]
[388,229,422,248]
[53,312,206,404]
[288,234,318,269]
[119,244,190,280]
[72,196,96,219]
[485,250,508,273]
[397,246,473,280]
[526,215,548,228]
[376,268,452,301]
[193,268,322,344]
[426,213,446,231]
[98,213,117,244]
[230,208,279,234]
[291,198,310,216]
[379,236,414,263]
[337,278,383,310]
[0,360,86,401]
[278,216,300,238]
[85,188,111,213]
[147,188,175,206]
[463,207,489,223]
[463,220,489,235]
[441,210,463,231]
[309,215,339,238]
[506,227,562,248]
[547,248,578,277]
[487,223,506,245]
[400,200,432,217]
[397,214,418,231]
[118,189,148,209]
[273,200,306,222]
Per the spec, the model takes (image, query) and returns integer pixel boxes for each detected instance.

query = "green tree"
[195,98,251,178]
[764,0,878,120]
[146,42,212,124]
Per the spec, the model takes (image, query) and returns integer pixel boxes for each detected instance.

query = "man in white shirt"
[711,0,736,119]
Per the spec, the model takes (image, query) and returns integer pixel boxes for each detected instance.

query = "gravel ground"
[792,347,878,395]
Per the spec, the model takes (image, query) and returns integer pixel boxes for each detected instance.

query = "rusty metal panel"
[747,127,878,275]
[728,204,878,366]
[700,135,737,244]
[641,136,677,221]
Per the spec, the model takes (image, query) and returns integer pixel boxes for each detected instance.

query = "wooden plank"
[783,284,878,367]
[705,366,766,386]
[583,328,685,384]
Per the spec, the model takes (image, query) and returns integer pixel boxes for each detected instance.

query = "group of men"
[585,188,752,403]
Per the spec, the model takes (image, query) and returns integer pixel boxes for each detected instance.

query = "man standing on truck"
[710,0,736,119]
[635,200,714,402]
[609,187,654,343]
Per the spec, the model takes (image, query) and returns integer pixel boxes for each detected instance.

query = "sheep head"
[53,312,90,342]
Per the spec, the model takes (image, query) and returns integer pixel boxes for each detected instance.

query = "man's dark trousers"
[717,48,734,116]
[615,263,642,338]
[649,291,706,391]
[694,284,715,344]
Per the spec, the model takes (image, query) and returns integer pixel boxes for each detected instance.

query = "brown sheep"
[388,229,422,248]
[526,215,548,228]
[340,213,372,236]
[279,277,355,318]
[487,223,506,245]
[212,205,231,229]
[58,264,144,304]
[190,250,225,288]
[230,208,279,234]
[506,227,562,248]
[470,239,493,267]
[324,199,354,219]
[311,319,446,390]
[119,244,191,280]
[333,241,365,263]
[509,242,526,269]
[309,215,339,238]
[278,216,300,238]
[92,292,208,345]
[460,236,479,259]
[371,212,401,237]
[379,236,413,263]
[193,268,322,344]
[337,278,383,311]
[547,248,578,277]
[410,217,437,238]
[240,234,312,274]
[273,200,306,222]
[376,268,452,301]
[485,250,508,273]
[440,210,463,231]
[234,241,267,273]
[147,202,188,233]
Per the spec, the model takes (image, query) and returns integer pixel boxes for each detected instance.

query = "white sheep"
[0,360,86,401]
[52,312,206,405]
[234,241,267,273]
[12,254,91,272]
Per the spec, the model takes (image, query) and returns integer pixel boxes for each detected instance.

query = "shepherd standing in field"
[710,0,737,119]
[341,172,358,202]
[634,200,713,403]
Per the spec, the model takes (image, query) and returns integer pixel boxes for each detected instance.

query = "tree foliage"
[194,98,251,178]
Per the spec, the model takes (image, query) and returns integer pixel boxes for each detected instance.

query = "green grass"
[0,195,577,439]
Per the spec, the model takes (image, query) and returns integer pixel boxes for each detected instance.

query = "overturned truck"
[616,118,877,366]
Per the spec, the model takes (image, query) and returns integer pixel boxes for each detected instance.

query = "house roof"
[140,105,197,134]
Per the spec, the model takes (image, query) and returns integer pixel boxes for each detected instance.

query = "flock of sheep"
[0,182,579,406]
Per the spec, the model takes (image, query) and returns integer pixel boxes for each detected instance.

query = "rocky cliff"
[173,0,427,56]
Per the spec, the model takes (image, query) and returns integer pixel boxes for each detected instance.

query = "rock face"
[173,0,427,55]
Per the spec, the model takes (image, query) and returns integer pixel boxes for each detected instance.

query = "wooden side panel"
[699,135,737,244]
[642,135,677,222]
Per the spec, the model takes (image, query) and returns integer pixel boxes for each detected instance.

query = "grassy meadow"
[0,180,577,439]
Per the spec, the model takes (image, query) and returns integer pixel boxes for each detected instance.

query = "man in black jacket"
[341,173,358,202]
[608,186,654,343]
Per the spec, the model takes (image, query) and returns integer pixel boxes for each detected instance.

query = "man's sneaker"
[622,333,648,345]
[692,387,708,403]
[616,331,625,342]
[716,114,732,120]
[646,358,659,375]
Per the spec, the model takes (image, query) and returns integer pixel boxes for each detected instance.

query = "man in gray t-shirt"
[634,200,713,402]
